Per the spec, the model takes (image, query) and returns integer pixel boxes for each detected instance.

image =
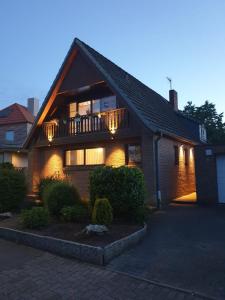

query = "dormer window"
[199,125,207,142]
[5,130,14,142]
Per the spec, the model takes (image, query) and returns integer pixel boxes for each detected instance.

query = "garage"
[216,155,225,203]
[195,145,225,204]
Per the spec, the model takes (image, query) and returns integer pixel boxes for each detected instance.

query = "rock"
[85,224,108,235]
[0,212,13,218]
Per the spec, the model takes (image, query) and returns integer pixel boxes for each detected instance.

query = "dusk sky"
[0,0,225,115]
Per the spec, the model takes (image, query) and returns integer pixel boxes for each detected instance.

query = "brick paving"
[0,240,207,300]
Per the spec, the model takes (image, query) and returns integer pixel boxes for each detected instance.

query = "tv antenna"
[166,77,172,90]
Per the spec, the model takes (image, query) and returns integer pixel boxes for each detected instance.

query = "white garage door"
[216,155,225,203]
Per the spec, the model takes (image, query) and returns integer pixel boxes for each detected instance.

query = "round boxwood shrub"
[90,166,146,220]
[44,182,81,216]
[0,162,14,170]
[38,176,63,200]
[0,168,27,212]
[61,203,88,223]
[21,207,49,229]
[92,198,113,226]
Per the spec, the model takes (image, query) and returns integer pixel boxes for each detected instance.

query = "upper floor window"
[199,125,207,142]
[68,96,117,118]
[5,131,14,142]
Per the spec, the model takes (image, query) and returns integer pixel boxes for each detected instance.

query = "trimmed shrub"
[0,168,27,212]
[90,166,145,220]
[44,182,81,216]
[92,198,113,226]
[61,203,88,223]
[21,207,49,229]
[38,176,62,200]
[0,162,14,170]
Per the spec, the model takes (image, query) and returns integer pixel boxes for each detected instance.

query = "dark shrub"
[61,203,88,223]
[0,162,14,170]
[38,176,62,200]
[44,182,81,216]
[21,207,49,229]
[92,198,113,226]
[90,166,145,220]
[0,168,27,212]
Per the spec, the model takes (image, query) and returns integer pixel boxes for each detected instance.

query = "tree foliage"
[183,100,225,144]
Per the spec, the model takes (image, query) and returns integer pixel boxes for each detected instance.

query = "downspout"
[155,132,162,209]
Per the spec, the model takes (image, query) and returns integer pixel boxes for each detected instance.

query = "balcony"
[41,108,129,141]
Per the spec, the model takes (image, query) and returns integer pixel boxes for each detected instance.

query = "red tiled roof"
[0,103,34,125]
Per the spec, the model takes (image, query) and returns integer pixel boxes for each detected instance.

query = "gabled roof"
[24,38,201,148]
[0,103,34,125]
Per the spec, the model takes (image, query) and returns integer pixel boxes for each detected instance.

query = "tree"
[183,100,225,144]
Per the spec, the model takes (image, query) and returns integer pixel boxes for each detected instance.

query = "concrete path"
[0,239,205,300]
[108,204,225,300]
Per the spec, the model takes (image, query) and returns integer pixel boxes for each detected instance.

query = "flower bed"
[0,216,147,265]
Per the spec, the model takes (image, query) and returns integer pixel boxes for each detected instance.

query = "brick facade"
[0,123,29,147]
[158,137,196,202]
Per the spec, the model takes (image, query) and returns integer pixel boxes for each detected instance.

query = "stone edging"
[0,224,147,265]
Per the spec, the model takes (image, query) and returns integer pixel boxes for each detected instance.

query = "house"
[0,98,38,168]
[24,38,206,205]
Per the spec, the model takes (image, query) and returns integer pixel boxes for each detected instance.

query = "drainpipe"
[155,132,162,209]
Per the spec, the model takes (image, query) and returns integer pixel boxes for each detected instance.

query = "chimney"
[27,97,39,117]
[169,90,178,111]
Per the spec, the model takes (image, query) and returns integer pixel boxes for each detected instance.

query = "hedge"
[90,166,146,219]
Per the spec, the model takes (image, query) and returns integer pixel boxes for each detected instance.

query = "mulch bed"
[0,215,142,247]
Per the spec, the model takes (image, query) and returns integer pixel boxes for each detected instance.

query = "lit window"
[86,148,105,165]
[66,150,84,166]
[5,131,14,142]
[128,145,141,163]
[78,101,91,115]
[174,145,179,165]
[92,99,101,113]
[69,103,76,118]
[65,147,105,166]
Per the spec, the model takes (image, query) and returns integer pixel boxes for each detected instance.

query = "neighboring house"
[24,38,206,205]
[0,98,38,168]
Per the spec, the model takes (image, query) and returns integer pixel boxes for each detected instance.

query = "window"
[127,145,141,163]
[199,125,207,142]
[0,153,3,163]
[78,101,91,115]
[5,131,14,142]
[66,149,84,166]
[86,148,105,165]
[69,103,76,118]
[100,96,116,112]
[174,145,179,165]
[65,147,105,166]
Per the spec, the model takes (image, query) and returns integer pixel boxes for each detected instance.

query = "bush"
[21,207,49,229]
[92,198,113,226]
[0,162,14,170]
[44,182,81,216]
[0,168,27,212]
[90,166,145,220]
[61,204,88,223]
[38,176,62,200]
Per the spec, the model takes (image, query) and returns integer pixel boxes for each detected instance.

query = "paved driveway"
[0,239,203,300]
[108,204,225,299]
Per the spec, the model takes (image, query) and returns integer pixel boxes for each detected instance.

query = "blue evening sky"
[0,0,225,115]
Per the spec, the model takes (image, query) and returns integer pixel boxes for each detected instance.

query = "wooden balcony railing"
[41,108,129,141]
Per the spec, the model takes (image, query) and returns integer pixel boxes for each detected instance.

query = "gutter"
[155,132,162,209]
